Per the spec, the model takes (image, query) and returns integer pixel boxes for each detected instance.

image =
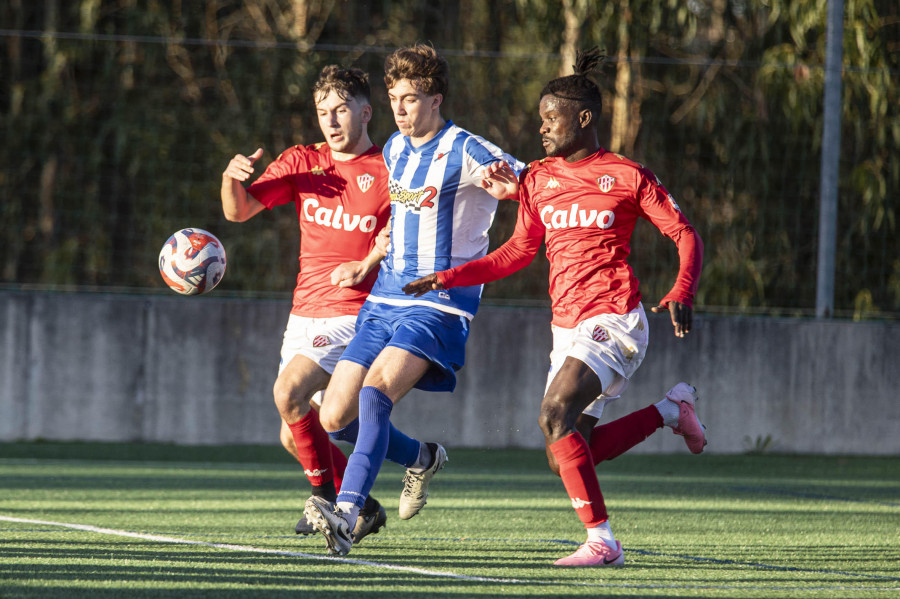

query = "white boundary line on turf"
[0,515,507,582]
[4,515,899,593]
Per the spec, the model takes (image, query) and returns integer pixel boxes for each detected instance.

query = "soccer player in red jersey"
[221,65,391,543]
[403,48,707,567]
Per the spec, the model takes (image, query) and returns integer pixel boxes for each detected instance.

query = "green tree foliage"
[0,0,897,317]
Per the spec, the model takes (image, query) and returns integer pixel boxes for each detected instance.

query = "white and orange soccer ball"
[158,228,227,295]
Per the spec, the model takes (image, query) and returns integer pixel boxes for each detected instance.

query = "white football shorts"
[278,313,358,376]
[545,304,649,420]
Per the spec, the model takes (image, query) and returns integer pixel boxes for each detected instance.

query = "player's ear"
[431,93,443,111]
[579,108,593,130]
[360,102,373,125]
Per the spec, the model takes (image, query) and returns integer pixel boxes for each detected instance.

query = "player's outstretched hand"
[479,161,519,200]
[331,261,368,288]
[402,273,443,297]
[651,301,693,338]
[223,148,264,182]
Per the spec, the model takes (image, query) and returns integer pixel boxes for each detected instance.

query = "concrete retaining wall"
[1,289,897,454]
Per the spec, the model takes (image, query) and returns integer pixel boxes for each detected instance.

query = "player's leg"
[541,357,624,566]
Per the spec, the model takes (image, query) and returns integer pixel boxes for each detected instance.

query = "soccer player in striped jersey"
[403,48,706,567]
[303,44,524,557]
[221,65,391,544]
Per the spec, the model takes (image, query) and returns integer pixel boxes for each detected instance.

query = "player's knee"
[538,397,568,442]
[272,379,309,419]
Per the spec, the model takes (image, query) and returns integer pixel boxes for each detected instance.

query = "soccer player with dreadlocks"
[404,48,706,567]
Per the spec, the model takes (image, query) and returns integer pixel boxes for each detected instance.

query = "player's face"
[315,90,370,156]
[539,95,581,158]
[388,79,442,139]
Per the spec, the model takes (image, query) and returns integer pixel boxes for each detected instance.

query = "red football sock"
[589,404,663,465]
[329,437,347,490]
[287,409,335,487]
[549,432,608,527]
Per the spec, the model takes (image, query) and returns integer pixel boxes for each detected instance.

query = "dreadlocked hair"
[540,47,606,115]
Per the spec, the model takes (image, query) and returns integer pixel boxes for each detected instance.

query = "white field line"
[2,514,898,593]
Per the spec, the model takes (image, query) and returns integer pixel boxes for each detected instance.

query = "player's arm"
[221,148,266,222]
[403,196,543,296]
[639,174,704,338]
[331,224,390,288]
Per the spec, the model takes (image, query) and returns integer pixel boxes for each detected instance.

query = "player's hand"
[330,261,367,288]
[479,161,519,200]
[223,148,264,182]
[374,224,391,257]
[402,273,443,297]
[651,301,693,338]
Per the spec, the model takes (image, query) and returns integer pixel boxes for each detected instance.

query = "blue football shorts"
[339,300,470,392]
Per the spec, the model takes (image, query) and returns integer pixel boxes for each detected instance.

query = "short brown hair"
[384,44,449,97]
[313,65,371,104]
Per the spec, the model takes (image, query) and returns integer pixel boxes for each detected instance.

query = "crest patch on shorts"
[591,325,610,343]
[312,335,331,348]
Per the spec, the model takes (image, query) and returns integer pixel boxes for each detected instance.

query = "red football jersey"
[438,149,703,329]
[247,143,390,317]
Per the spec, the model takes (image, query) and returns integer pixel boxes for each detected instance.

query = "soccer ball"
[158,228,227,295]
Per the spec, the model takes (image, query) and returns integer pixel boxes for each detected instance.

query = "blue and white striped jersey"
[368,120,524,320]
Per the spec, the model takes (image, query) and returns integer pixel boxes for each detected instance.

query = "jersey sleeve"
[636,168,704,307]
[461,135,526,187]
[437,175,544,289]
[246,148,307,209]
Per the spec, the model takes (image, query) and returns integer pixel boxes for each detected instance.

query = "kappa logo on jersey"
[545,177,561,190]
[310,166,326,176]
[597,174,616,193]
[388,179,438,212]
[302,198,378,232]
[312,335,330,348]
[357,173,375,193]
[591,325,610,343]
[571,497,593,509]
[540,203,615,230]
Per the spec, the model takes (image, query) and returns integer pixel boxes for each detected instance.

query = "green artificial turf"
[1,442,898,598]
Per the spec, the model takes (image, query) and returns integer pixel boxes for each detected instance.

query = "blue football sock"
[385,423,421,468]
[337,386,393,509]
[327,417,418,467]
[327,419,359,444]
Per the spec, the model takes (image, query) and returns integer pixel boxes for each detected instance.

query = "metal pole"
[816,0,844,318]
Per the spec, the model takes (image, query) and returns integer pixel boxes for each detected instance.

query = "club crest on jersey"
[597,174,616,193]
[357,173,374,193]
[545,177,561,190]
[312,335,330,348]
[591,325,610,343]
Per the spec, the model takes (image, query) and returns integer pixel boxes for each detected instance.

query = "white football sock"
[655,397,681,428]
[335,501,359,526]
[587,521,617,550]
[408,441,432,474]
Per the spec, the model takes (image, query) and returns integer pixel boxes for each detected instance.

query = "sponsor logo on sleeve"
[667,193,681,211]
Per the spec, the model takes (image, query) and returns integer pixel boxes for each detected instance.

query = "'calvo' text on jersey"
[540,203,616,230]
[302,197,379,232]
